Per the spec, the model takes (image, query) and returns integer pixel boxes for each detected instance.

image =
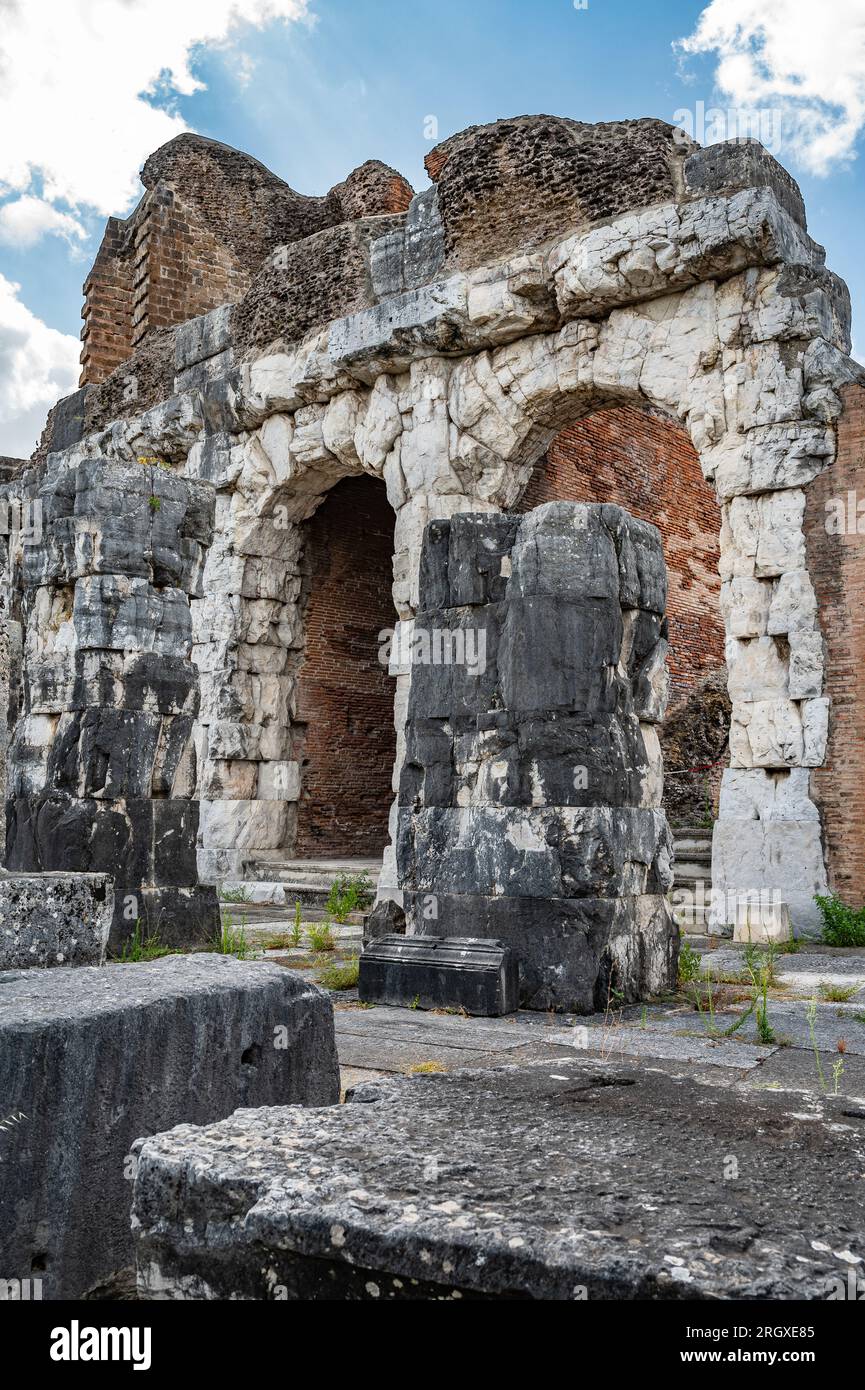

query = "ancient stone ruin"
[2,113,864,956]
[2,110,865,1308]
[396,503,677,1012]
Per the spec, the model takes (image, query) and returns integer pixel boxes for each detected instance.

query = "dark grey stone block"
[46,388,90,453]
[132,1059,864,1300]
[363,897,406,945]
[398,503,676,1011]
[0,955,340,1299]
[407,892,678,1013]
[0,872,113,969]
[359,935,519,1016]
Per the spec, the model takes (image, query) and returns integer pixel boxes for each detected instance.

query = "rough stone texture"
[8,119,862,949]
[425,115,694,271]
[0,871,113,968]
[0,955,340,1299]
[359,935,519,1016]
[132,1057,865,1300]
[516,404,728,824]
[80,133,412,385]
[364,897,406,945]
[683,140,807,230]
[397,504,677,1012]
[5,455,219,947]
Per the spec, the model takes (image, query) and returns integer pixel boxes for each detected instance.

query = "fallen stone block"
[0,955,340,1299]
[363,897,406,945]
[0,871,113,969]
[132,1058,865,1300]
[359,935,518,1016]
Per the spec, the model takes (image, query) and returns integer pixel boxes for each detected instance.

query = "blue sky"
[1,0,863,455]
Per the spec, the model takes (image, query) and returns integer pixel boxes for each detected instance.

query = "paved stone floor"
[232,908,865,1104]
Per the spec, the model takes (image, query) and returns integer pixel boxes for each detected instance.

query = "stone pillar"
[397,501,678,1013]
[6,455,219,948]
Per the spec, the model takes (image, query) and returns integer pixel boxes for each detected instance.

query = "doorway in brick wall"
[515,403,731,833]
[292,474,397,865]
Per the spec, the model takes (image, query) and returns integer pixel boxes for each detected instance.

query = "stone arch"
[293,473,396,858]
[192,407,400,884]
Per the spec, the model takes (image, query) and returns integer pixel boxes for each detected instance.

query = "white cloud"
[678,0,865,175]
[0,0,312,455]
[0,197,87,250]
[0,0,312,216]
[0,274,80,457]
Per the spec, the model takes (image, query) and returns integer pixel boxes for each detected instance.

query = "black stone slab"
[359,935,519,1016]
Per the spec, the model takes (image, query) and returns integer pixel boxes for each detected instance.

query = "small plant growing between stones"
[307,919,336,953]
[819,981,859,1003]
[743,950,776,1045]
[807,997,827,1092]
[148,495,161,513]
[319,955,360,991]
[815,893,865,948]
[291,900,303,948]
[410,1061,445,1075]
[678,938,702,985]
[214,913,250,960]
[326,872,375,923]
[115,920,173,963]
[220,883,251,904]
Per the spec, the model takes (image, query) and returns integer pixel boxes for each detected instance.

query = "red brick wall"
[294,476,397,858]
[516,404,726,702]
[79,218,135,385]
[804,383,865,905]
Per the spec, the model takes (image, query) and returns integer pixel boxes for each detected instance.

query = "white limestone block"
[257,761,301,802]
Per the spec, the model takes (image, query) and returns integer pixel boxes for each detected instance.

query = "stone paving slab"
[133,1057,865,1301]
[732,999,865,1054]
[736,1047,865,1101]
[551,1024,772,1070]
[700,946,865,998]
[334,1003,539,1050]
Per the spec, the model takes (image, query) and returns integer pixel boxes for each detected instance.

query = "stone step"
[672,864,713,886]
[237,857,381,906]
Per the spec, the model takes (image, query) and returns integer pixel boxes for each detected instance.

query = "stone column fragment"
[397,502,678,1012]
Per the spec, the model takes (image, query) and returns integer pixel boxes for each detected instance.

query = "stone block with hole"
[0,955,339,1299]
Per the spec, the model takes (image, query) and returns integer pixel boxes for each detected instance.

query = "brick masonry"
[294,476,397,858]
[516,404,728,823]
[805,383,865,905]
[80,135,413,387]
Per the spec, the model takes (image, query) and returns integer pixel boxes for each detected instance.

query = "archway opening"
[516,402,730,829]
[293,474,397,860]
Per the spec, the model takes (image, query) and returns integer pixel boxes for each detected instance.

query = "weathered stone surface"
[0,955,340,1299]
[364,897,406,945]
[359,935,519,1016]
[398,504,676,1011]
[132,1058,865,1300]
[683,139,807,230]
[0,872,113,969]
[426,115,693,271]
[10,114,857,977]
